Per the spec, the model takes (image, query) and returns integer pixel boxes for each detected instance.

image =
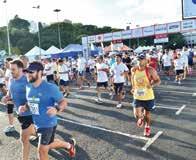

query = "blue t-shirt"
[9,75,31,116]
[26,80,63,129]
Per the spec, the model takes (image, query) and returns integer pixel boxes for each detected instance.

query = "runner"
[19,61,76,160]
[3,60,34,160]
[131,52,161,137]
[181,47,189,80]
[111,54,129,108]
[44,58,55,83]
[77,54,90,89]
[3,57,16,133]
[174,53,184,85]
[161,50,172,80]
[58,59,70,97]
[95,56,111,103]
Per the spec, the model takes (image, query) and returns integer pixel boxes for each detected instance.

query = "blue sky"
[0,0,182,29]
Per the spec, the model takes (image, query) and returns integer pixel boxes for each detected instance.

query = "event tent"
[46,46,61,55]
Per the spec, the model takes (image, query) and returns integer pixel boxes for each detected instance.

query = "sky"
[0,0,182,29]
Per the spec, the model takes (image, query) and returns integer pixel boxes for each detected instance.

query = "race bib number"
[29,102,40,115]
[136,89,146,96]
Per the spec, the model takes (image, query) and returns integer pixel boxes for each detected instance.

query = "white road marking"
[58,117,162,151]
[175,105,186,115]
[142,131,163,151]
[58,117,149,141]
[192,93,196,96]
[73,94,181,110]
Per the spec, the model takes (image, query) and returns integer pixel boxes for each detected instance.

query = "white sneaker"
[116,104,122,109]
[95,98,103,103]
[178,81,181,85]
[109,92,114,99]
[3,126,16,133]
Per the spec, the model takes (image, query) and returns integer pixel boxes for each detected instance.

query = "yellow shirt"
[133,69,154,100]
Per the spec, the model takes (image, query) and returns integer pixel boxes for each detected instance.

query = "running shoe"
[144,126,151,137]
[3,126,16,133]
[116,103,122,109]
[68,138,76,158]
[95,98,103,104]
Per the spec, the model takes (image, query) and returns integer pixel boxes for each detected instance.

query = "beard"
[28,73,39,83]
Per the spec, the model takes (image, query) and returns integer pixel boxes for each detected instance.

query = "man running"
[111,54,129,108]
[3,60,34,160]
[58,59,70,97]
[95,56,111,103]
[20,61,76,160]
[174,53,184,85]
[131,52,161,137]
[3,57,16,133]
[162,50,172,80]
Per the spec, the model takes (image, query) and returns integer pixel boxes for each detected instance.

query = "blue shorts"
[132,99,155,111]
[37,126,57,145]
[59,80,69,86]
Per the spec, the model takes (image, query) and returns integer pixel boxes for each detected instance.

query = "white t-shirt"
[96,63,108,82]
[0,69,4,83]
[44,63,54,76]
[174,59,184,70]
[162,54,172,67]
[111,63,129,83]
[88,59,96,70]
[58,64,69,81]
[77,58,86,72]
[5,69,12,87]
[181,53,188,67]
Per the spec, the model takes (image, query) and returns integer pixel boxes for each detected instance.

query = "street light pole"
[33,5,41,58]
[126,22,132,48]
[136,24,140,47]
[53,9,62,49]
[3,0,11,56]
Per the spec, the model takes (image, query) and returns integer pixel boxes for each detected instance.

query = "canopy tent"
[104,44,131,53]
[51,44,99,58]
[134,46,155,53]
[25,46,48,57]
[46,46,61,55]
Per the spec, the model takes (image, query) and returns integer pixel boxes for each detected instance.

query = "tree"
[9,15,30,31]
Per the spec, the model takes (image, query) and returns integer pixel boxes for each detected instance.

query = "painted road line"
[73,94,181,110]
[175,105,186,115]
[192,93,196,96]
[142,131,163,151]
[58,117,149,141]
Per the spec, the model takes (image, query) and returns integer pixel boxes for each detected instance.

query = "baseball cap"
[24,61,44,73]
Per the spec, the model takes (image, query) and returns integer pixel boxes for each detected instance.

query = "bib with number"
[136,89,146,96]
[29,102,39,115]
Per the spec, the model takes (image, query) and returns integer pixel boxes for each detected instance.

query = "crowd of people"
[0,46,195,160]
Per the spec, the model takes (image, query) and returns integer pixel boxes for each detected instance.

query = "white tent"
[25,46,48,57]
[46,46,61,55]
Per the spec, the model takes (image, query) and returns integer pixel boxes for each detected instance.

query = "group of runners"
[0,46,195,160]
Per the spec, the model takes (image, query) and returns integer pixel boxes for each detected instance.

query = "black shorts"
[97,82,108,88]
[132,99,155,111]
[37,126,57,145]
[17,115,34,130]
[59,80,69,86]
[7,103,14,114]
[114,83,124,95]
[46,75,54,82]
[176,70,184,75]
[164,66,171,71]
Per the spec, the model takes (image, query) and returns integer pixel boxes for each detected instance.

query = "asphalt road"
[0,75,196,160]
